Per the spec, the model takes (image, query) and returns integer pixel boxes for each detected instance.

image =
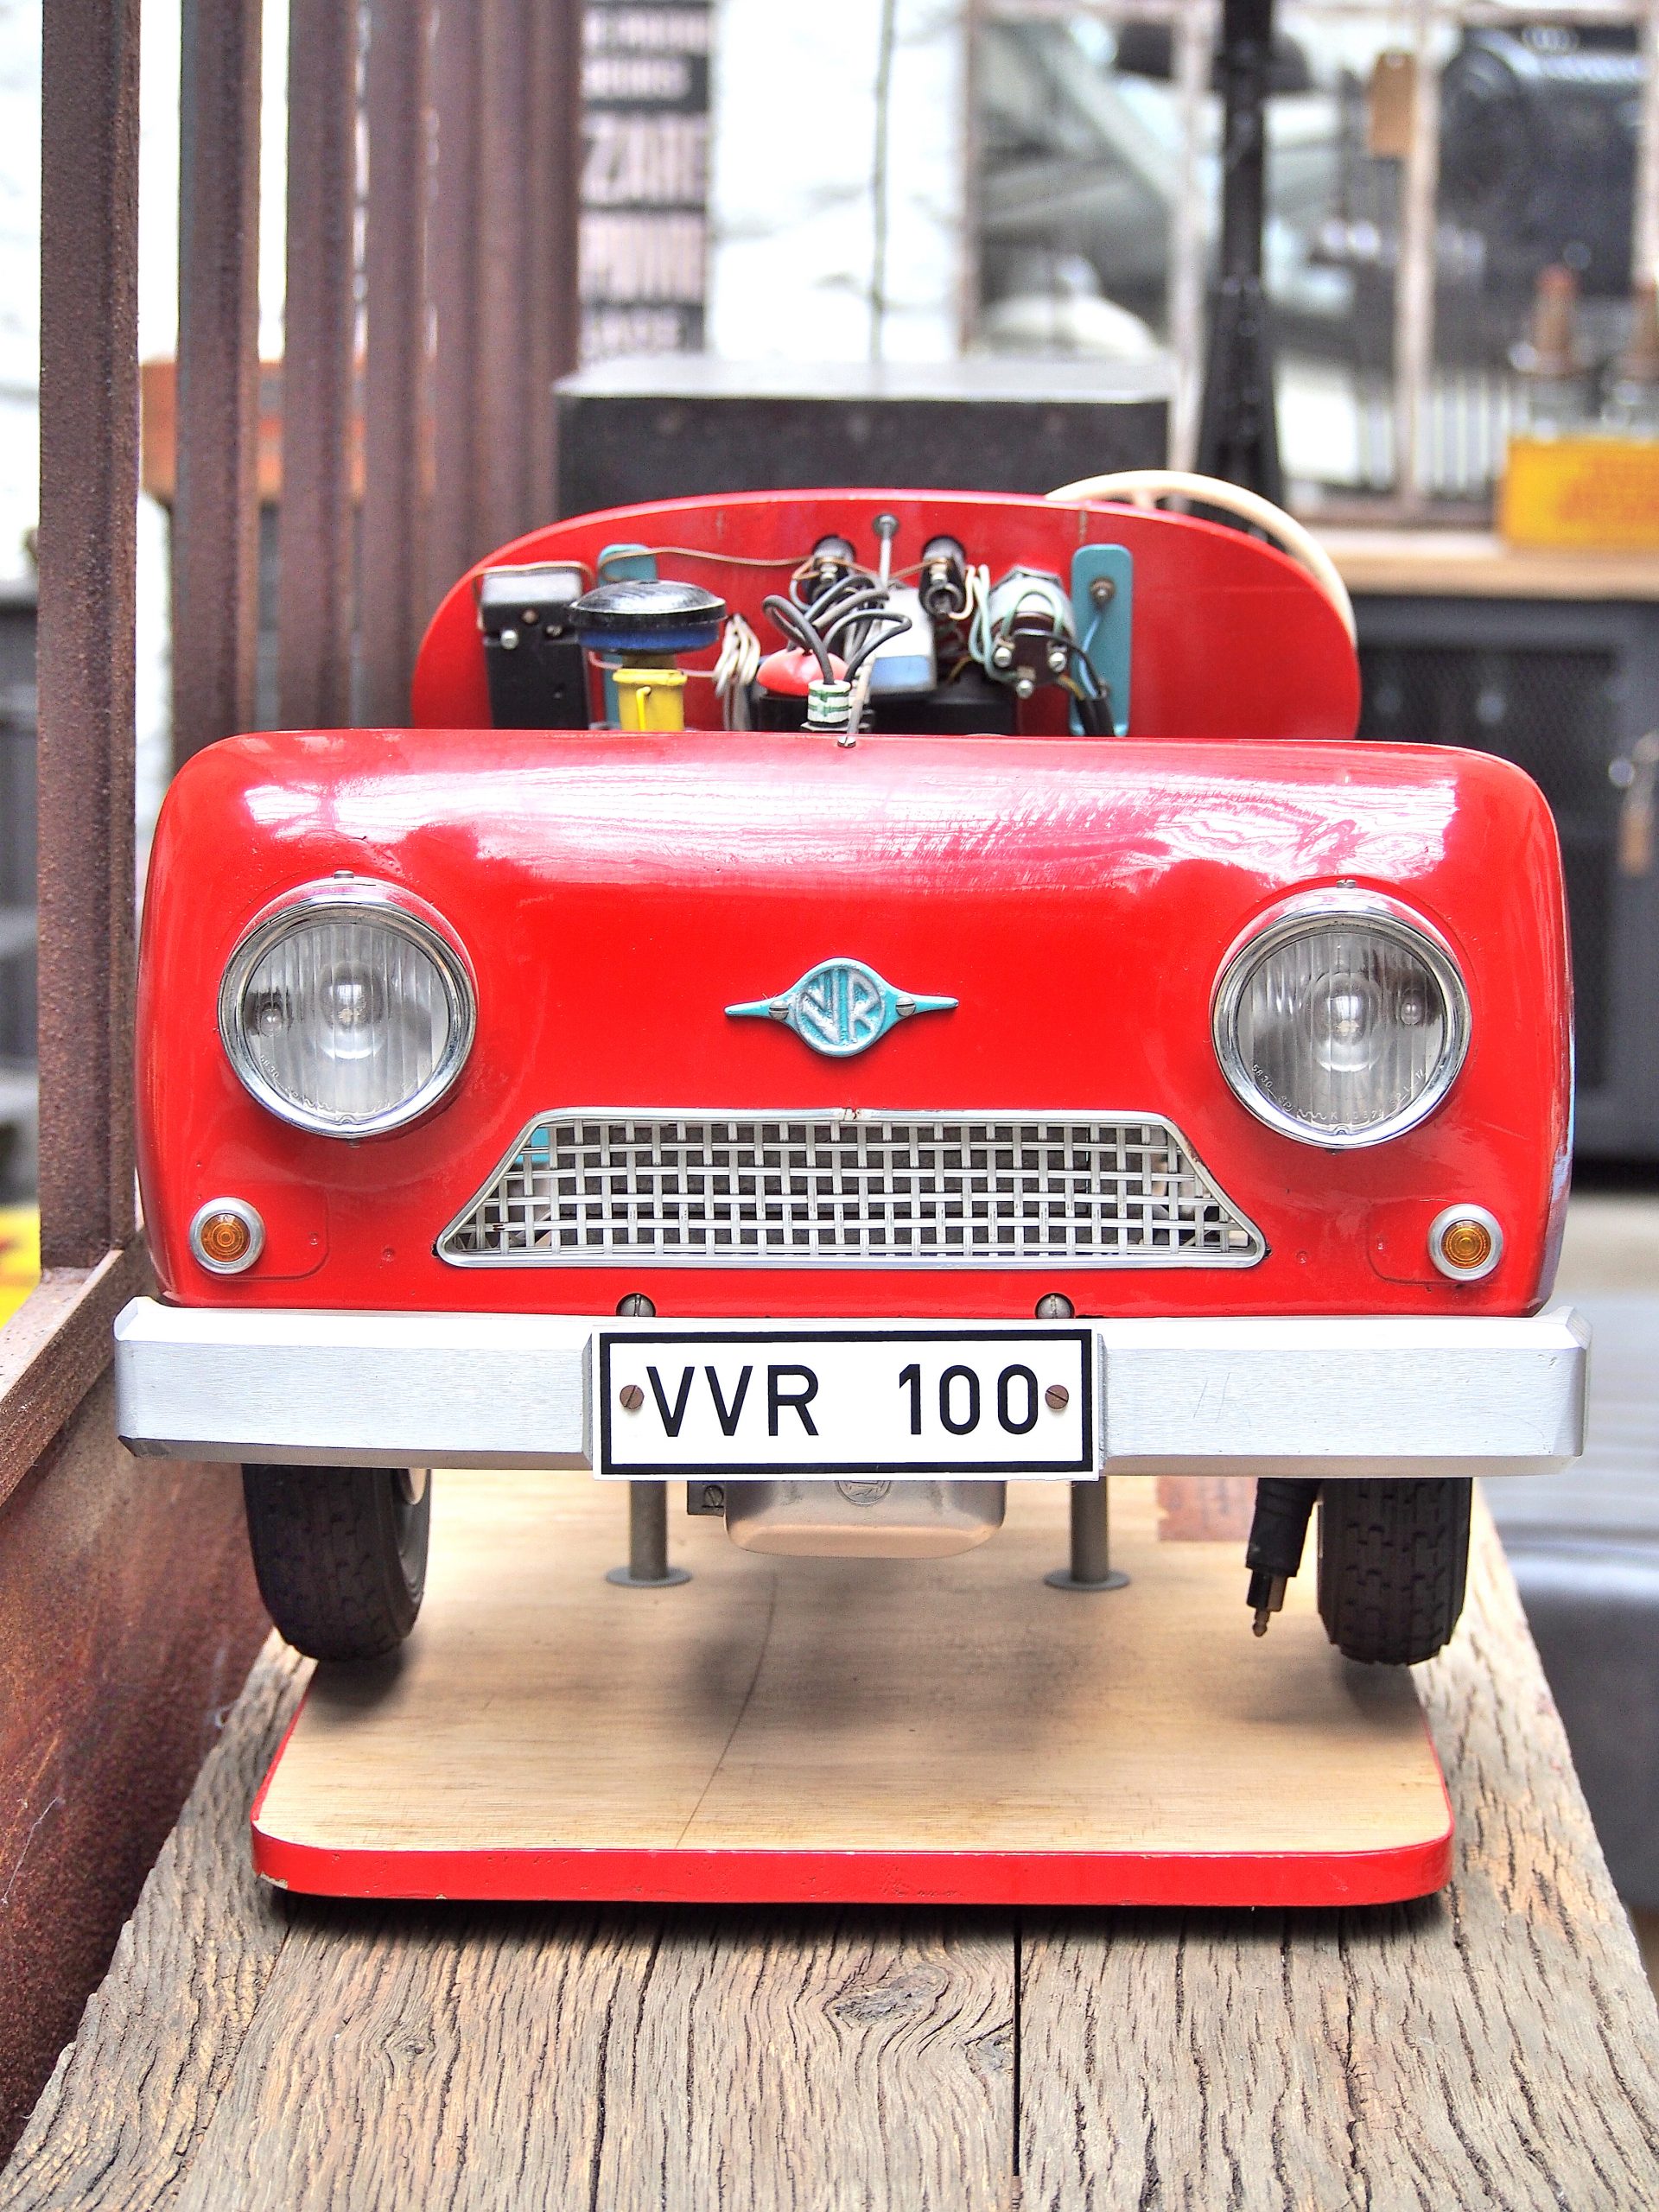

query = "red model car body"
[135,492,1572,1323]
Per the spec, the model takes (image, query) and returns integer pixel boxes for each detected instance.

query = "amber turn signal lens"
[199,1211,251,1264]
[188,1197,265,1274]
[1438,1217,1494,1271]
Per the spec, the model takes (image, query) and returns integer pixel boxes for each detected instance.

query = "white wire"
[963,563,992,671]
[1045,468,1357,645]
[713,613,762,729]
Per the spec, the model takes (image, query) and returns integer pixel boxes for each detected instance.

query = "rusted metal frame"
[174,0,264,766]
[277,0,360,729]
[429,0,485,601]
[34,0,140,1275]
[360,0,434,725]
[474,0,537,557]
[0,1249,149,1510]
[524,0,585,518]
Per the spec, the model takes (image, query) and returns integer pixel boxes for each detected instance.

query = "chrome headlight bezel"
[218,879,475,1138]
[1211,888,1471,1150]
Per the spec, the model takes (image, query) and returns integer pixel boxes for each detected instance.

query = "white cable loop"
[1045,468,1357,644]
[713,613,762,728]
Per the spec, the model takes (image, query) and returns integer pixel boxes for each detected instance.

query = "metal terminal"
[1089,575,1117,607]
[1243,1476,1320,1637]
[1046,1480,1129,1592]
[607,1481,691,1589]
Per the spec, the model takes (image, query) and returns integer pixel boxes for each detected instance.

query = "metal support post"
[607,1481,692,1589]
[1046,1480,1130,1593]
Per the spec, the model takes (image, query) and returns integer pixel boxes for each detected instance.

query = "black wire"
[842,613,912,677]
[1064,636,1103,696]
[761,594,836,682]
[819,589,894,645]
[807,570,882,624]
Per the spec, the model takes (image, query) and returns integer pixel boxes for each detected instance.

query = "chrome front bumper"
[113,1299,1589,1480]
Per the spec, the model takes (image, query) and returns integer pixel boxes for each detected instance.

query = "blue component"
[582,622,721,656]
[594,543,657,722]
[867,652,935,696]
[1069,543,1134,736]
[727,958,957,1059]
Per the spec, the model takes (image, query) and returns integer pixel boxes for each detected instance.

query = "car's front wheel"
[1316,1476,1471,1665]
[242,1465,430,1662]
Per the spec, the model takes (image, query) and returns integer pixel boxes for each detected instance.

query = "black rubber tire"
[242,1465,430,1662]
[1316,1477,1472,1666]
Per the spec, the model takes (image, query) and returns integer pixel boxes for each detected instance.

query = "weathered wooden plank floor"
[5,1473,1659,2212]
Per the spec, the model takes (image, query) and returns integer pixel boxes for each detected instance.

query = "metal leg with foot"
[1045,1478,1130,1592]
[607,1480,692,1588]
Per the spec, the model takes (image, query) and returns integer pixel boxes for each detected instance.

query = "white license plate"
[594,1327,1094,1479]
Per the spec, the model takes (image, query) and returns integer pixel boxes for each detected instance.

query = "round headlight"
[1212,893,1469,1147]
[219,882,474,1136]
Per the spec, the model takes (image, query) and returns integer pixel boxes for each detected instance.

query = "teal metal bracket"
[1069,544,1133,736]
[594,543,657,723]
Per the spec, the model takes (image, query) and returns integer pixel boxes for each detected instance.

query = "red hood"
[137,725,1571,1319]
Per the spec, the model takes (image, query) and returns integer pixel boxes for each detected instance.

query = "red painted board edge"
[248,1697,1455,1910]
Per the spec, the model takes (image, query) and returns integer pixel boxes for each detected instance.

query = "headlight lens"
[219,885,474,1136]
[1213,896,1468,1147]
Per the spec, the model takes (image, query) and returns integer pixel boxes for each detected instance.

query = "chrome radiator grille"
[437,1113,1265,1269]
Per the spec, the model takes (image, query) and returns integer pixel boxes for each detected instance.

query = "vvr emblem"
[727,958,957,1058]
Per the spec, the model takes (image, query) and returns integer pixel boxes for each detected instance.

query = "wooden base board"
[251,1474,1453,1907]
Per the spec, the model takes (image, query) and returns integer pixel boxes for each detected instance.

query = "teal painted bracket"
[1069,544,1133,736]
[594,543,657,722]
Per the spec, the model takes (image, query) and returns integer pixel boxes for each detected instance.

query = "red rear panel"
[410,490,1360,743]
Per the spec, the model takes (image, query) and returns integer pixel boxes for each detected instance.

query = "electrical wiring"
[842,613,911,677]
[598,545,804,577]
[713,613,761,729]
[963,563,993,671]
[761,593,836,682]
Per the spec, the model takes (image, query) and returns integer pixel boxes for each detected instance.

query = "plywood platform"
[252,1475,1451,1906]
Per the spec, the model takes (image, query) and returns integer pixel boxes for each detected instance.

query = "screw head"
[1046,1384,1071,1411]
[499,626,519,650]
[1090,576,1116,607]
[701,1483,726,1511]
[619,1383,645,1412]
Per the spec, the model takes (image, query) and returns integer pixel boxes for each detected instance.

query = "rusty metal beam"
[429,0,485,600]
[360,0,431,725]
[277,0,359,730]
[174,0,264,765]
[475,0,536,556]
[526,0,585,520]
[35,0,140,1271]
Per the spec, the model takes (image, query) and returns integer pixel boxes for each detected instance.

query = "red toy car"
[116,474,1587,1666]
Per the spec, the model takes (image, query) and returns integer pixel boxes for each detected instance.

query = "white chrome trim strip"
[114,1299,1587,1480]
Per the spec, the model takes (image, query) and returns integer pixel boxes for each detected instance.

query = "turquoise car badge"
[727,959,957,1058]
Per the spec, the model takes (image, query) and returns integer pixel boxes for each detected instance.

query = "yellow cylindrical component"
[613,664,686,732]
